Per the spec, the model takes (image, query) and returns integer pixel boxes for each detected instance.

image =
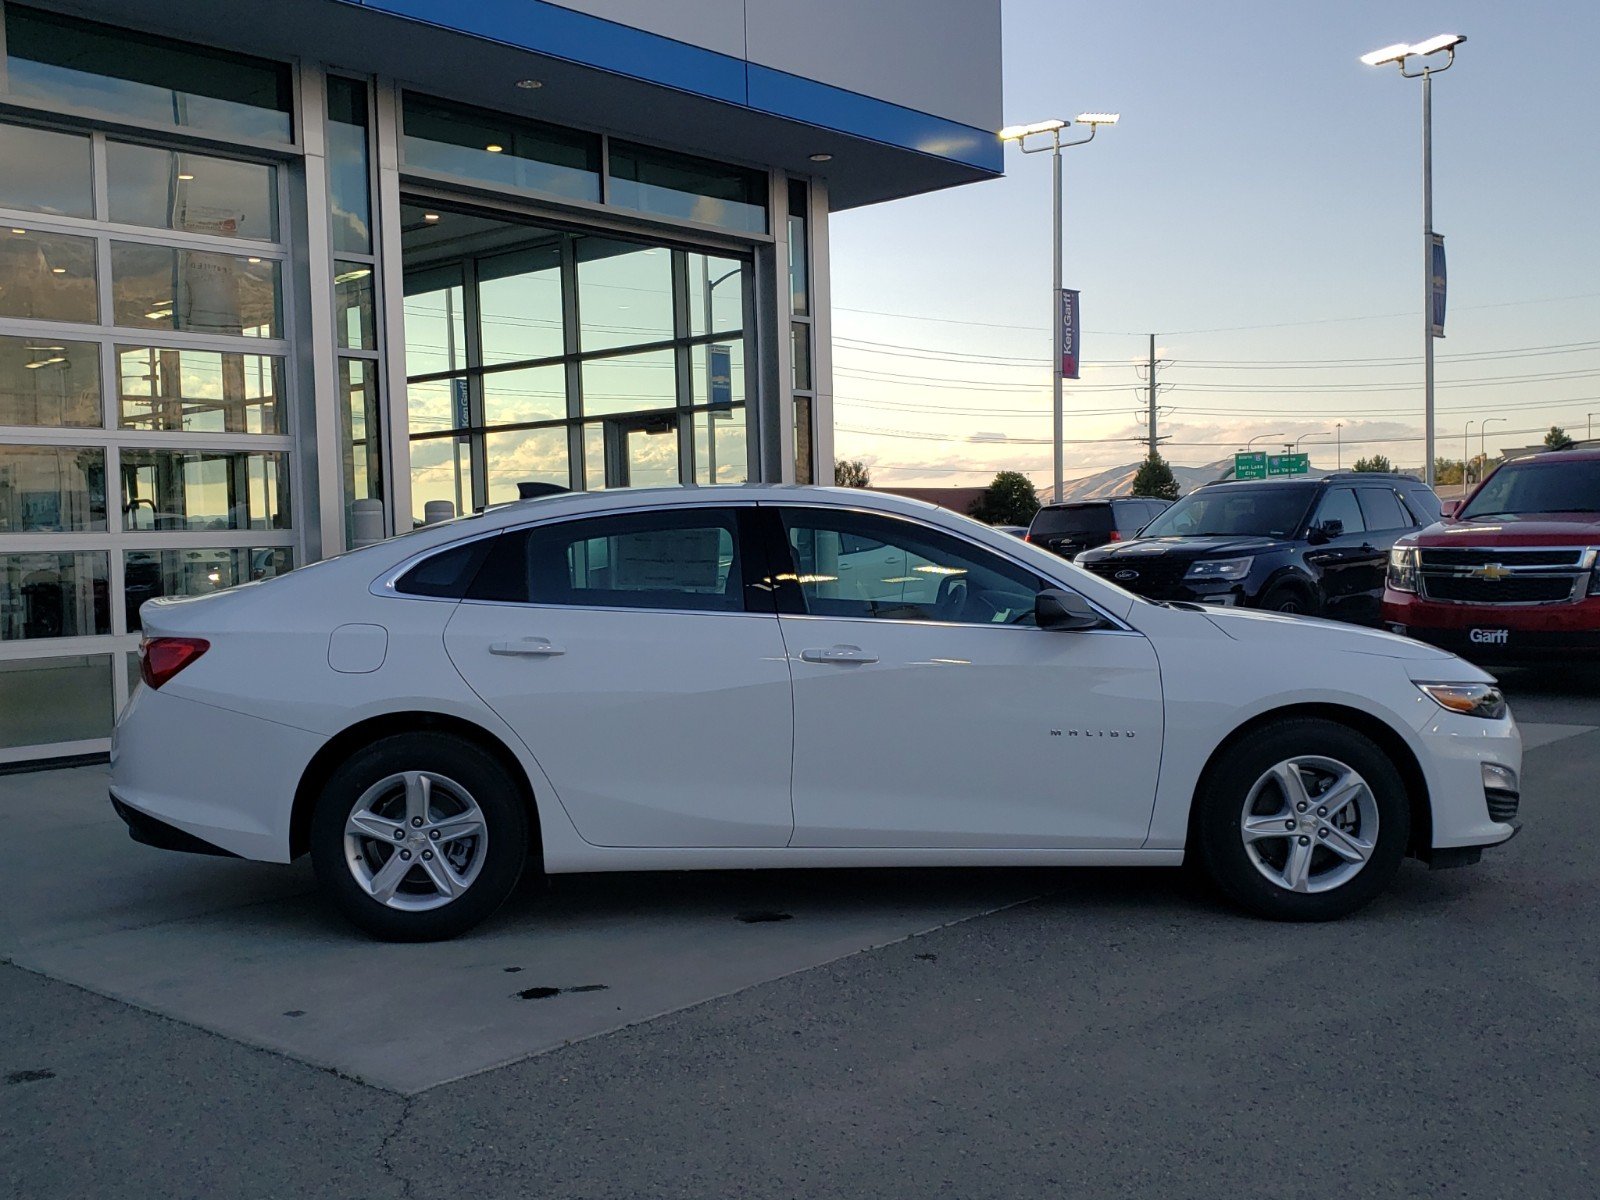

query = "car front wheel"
[310,732,530,941]
[1192,718,1410,921]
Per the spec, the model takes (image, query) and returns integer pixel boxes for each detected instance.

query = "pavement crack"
[375,1095,419,1199]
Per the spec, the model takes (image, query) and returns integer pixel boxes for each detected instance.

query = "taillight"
[139,637,210,689]
[1024,534,1033,543]
[1108,531,1123,542]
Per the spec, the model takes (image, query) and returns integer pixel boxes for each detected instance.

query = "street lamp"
[1363,32,1466,490]
[1480,416,1506,468]
[1243,432,1284,451]
[1295,430,1330,452]
[1463,419,1476,494]
[998,112,1119,503]
[1335,421,1344,469]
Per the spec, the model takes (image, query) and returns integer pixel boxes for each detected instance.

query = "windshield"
[1138,485,1314,539]
[1030,506,1111,536]
[1460,459,1600,519]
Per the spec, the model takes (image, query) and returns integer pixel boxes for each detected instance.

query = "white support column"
[768,171,797,484]
[808,177,834,483]
[373,80,414,530]
[295,63,346,561]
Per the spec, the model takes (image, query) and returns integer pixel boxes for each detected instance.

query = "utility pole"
[1147,333,1158,458]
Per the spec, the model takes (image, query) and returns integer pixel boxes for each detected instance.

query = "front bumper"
[1414,704,1523,852]
[1383,589,1600,658]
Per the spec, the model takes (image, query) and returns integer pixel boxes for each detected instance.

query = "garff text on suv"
[1077,473,1441,623]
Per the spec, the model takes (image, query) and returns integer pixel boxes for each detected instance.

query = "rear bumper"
[1382,589,1600,658]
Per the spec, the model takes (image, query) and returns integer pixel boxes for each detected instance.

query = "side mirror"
[1307,519,1343,545]
[1036,588,1104,632]
[1439,499,1460,519]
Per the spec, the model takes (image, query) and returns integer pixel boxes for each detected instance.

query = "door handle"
[490,638,564,657]
[800,645,878,664]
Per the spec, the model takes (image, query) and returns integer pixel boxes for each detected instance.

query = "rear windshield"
[1030,506,1112,536]
[1460,459,1600,519]
[1140,485,1315,539]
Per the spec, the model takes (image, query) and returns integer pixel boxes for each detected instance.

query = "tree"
[1433,457,1465,486]
[969,471,1040,526]
[1544,425,1575,451]
[1129,452,1180,501]
[833,459,871,487]
[1352,454,1393,473]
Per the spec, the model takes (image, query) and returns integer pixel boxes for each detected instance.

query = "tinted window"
[470,508,748,613]
[394,540,489,598]
[1313,488,1365,535]
[1030,505,1112,537]
[1140,486,1314,539]
[776,509,1046,625]
[1459,459,1600,518]
[1356,488,1412,532]
[1403,488,1442,523]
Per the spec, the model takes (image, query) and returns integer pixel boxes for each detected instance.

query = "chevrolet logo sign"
[1468,563,1513,581]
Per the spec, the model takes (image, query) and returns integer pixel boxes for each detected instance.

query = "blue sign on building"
[709,344,733,408]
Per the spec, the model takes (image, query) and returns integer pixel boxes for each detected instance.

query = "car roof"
[1498,449,1600,465]
[1037,496,1159,509]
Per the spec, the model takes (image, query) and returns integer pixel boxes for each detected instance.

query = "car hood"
[1080,535,1288,561]
[1193,603,1481,669]
[1402,512,1600,546]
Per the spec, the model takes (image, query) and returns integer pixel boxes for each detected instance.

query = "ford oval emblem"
[1114,569,1140,582]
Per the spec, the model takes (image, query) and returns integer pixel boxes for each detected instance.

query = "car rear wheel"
[1192,718,1409,921]
[310,732,530,941]
[1259,583,1312,615]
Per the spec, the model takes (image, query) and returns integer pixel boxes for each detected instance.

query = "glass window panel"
[0,334,101,427]
[407,376,463,440]
[623,420,682,489]
[0,552,109,640]
[788,214,809,316]
[1312,487,1365,535]
[327,77,372,254]
[111,242,281,338]
[409,434,473,528]
[0,227,98,324]
[124,547,290,631]
[3,6,294,142]
[608,141,766,233]
[581,349,676,417]
[478,242,564,365]
[1357,487,1413,532]
[116,346,283,433]
[106,142,278,241]
[583,423,606,490]
[0,121,93,218]
[791,322,812,391]
[484,364,565,427]
[0,654,112,746]
[403,267,466,376]
[693,405,747,486]
[576,237,673,352]
[335,262,376,350]
[0,445,106,531]
[776,509,1045,625]
[485,426,569,505]
[339,359,383,546]
[689,341,745,409]
[794,395,814,485]
[401,94,600,202]
[119,448,288,531]
[687,253,745,337]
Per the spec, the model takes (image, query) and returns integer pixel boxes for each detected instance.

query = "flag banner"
[1059,288,1080,379]
[1431,233,1447,337]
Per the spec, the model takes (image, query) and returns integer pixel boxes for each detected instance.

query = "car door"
[764,504,1164,849]
[1355,487,1422,621]
[1304,487,1378,623]
[443,504,795,848]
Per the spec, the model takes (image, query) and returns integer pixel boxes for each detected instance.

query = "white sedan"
[111,486,1521,940]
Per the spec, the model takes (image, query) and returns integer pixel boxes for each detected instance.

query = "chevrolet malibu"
[111,487,1522,940]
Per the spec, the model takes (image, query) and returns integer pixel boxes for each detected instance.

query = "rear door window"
[1356,488,1412,532]
[1312,487,1366,535]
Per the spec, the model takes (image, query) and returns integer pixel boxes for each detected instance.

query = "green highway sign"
[1234,451,1309,479]
[1234,452,1267,480]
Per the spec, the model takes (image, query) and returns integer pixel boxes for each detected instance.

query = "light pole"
[1463,419,1476,494]
[1243,432,1283,451]
[1335,422,1344,469]
[1480,416,1506,470]
[998,112,1118,503]
[1363,33,1466,491]
[1295,430,1330,452]
[1588,412,1599,443]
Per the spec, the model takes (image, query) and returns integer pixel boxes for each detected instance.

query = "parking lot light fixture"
[1243,433,1284,451]
[1296,431,1330,453]
[999,113,1117,502]
[1481,416,1506,466]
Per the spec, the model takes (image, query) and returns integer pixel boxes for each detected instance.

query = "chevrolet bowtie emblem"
[1469,563,1513,581]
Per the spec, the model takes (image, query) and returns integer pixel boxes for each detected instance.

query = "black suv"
[1027,497,1170,559]
[1075,473,1442,624]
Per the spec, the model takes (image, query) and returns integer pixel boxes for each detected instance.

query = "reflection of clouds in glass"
[486,427,569,501]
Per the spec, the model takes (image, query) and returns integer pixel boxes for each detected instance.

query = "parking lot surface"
[4,668,1598,1198]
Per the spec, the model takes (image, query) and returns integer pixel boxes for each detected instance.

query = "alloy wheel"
[342,771,488,911]
[1239,755,1379,894]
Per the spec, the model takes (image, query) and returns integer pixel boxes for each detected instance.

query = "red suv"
[1383,449,1600,659]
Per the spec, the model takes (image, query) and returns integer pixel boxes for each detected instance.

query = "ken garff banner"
[1058,288,1081,379]
[1430,234,1447,338]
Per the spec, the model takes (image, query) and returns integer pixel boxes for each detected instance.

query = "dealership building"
[0,0,1002,763]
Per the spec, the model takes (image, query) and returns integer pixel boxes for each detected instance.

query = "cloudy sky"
[828,0,1600,489]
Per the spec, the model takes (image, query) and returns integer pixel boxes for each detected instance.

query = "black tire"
[1259,583,1313,615]
[1192,718,1410,921]
[310,732,531,941]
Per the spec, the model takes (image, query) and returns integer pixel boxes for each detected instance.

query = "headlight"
[1417,682,1508,720]
[1388,546,1419,593]
[1185,556,1253,582]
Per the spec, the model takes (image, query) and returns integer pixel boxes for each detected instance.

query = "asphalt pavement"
[3,668,1597,1199]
